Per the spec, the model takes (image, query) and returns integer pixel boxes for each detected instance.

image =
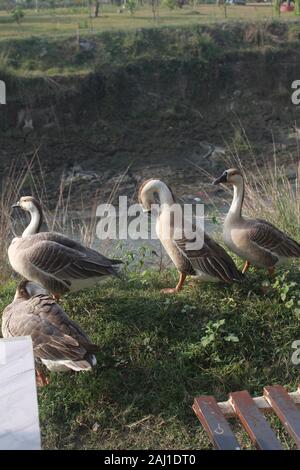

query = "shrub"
[11,8,25,25]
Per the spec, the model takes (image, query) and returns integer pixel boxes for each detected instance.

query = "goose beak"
[213,173,227,185]
[12,201,20,209]
[142,208,151,214]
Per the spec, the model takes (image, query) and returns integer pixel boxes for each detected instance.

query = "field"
[0,4,296,40]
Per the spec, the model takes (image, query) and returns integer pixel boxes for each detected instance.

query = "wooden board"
[193,396,241,450]
[230,390,283,450]
[264,385,300,449]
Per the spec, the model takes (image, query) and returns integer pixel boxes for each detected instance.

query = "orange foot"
[160,288,178,294]
[268,266,276,277]
[52,293,60,303]
[242,260,251,274]
[36,369,50,387]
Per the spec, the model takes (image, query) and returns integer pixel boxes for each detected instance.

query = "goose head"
[138,179,175,213]
[12,196,43,236]
[14,280,49,301]
[13,196,41,213]
[213,168,243,187]
[213,168,245,220]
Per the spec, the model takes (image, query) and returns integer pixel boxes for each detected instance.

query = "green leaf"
[225,334,239,343]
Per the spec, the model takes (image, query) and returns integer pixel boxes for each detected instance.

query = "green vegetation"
[1,263,299,449]
[274,0,281,16]
[1,18,300,78]
[11,7,25,25]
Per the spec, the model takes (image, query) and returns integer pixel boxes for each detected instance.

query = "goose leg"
[242,260,251,274]
[36,368,50,387]
[53,293,60,303]
[268,266,276,277]
[161,273,186,294]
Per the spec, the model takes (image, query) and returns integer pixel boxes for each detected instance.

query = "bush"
[126,0,137,15]
[164,0,177,9]
[11,8,25,25]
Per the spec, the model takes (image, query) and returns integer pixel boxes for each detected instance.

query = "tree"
[164,0,176,9]
[94,0,100,17]
[126,0,137,14]
[274,0,281,16]
[151,0,159,20]
[11,8,25,25]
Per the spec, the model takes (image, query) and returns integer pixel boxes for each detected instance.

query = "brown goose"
[8,196,122,299]
[2,281,99,385]
[213,168,300,274]
[138,179,243,293]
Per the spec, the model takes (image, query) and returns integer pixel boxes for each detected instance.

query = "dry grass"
[0,155,37,281]
[0,153,100,282]
[222,127,300,241]
[0,152,133,283]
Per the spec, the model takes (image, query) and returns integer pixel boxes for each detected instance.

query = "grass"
[1,265,299,449]
[0,5,288,40]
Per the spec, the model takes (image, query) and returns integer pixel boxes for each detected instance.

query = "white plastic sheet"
[0,336,41,450]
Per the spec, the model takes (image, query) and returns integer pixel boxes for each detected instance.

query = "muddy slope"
[1,21,300,206]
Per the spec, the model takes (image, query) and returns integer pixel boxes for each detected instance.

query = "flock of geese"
[2,168,300,385]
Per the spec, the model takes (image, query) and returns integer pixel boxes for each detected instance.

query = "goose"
[8,196,122,300]
[213,168,300,274]
[138,179,243,293]
[2,281,99,386]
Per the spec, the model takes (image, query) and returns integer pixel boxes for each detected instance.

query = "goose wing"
[173,231,243,283]
[24,237,121,282]
[248,219,300,258]
[4,295,99,363]
[36,232,122,266]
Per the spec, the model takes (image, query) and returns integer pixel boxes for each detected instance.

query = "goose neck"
[22,205,43,237]
[226,179,244,223]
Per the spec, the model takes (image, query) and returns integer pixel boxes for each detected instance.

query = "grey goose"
[213,168,300,274]
[8,196,122,299]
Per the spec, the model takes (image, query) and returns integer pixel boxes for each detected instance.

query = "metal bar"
[230,390,283,450]
[264,385,300,449]
[193,396,241,450]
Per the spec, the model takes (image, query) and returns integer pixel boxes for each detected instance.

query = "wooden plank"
[193,396,241,450]
[264,385,300,449]
[230,390,283,450]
